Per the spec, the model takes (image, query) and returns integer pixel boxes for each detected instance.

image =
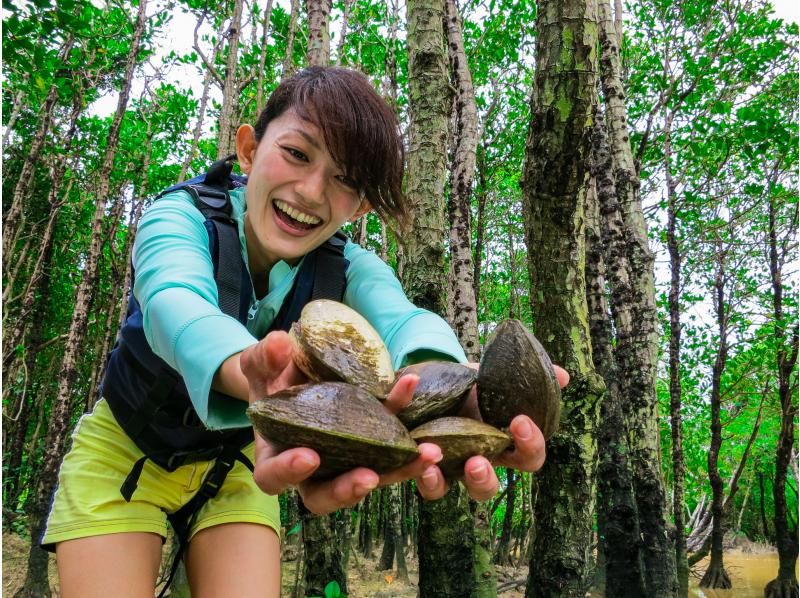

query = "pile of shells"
[247,299,561,480]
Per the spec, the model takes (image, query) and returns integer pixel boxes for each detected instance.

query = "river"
[690,551,790,598]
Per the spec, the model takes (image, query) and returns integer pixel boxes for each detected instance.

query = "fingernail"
[515,418,534,441]
[356,479,379,496]
[469,463,490,483]
[293,455,318,474]
[421,467,439,491]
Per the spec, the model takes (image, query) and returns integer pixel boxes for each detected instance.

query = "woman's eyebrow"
[287,127,321,149]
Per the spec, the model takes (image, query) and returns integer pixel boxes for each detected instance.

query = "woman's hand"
[449,363,570,501]
[242,332,446,514]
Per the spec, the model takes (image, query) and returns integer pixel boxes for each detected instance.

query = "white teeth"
[274,199,321,225]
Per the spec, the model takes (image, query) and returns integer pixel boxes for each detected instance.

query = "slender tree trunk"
[699,238,731,590]
[302,509,348,596]
[255,0,275,115]
[16,3,147,594]
[522,0,604,595]
[335,0,352,65]
[181,18,226,182]
[663,102,689,594]
[759,473,771,540]
[217,0,244,158]
[2,61,68,268]
[494,469,517,565]
[305,0,331,66]
[2,75,29,149]
[765,191,799,598]
[444,0,480,361]
[597,0,677,594]
[473,153,487,308]
[3,89,82,369]
[282,0,300,80]
[586,109,647,597]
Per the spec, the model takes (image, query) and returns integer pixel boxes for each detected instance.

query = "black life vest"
[101,157,348,494]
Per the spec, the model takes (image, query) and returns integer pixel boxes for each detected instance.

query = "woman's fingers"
[299,468,380,515]
[252,438,320,495]
[383,373,419,414]
[462,456,500,502]
[494,415,546,472]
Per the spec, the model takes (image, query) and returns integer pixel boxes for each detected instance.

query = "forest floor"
[2,530,775,597]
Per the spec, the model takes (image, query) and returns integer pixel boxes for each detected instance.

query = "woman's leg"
[55,532,163,598]
[185,523,281,598]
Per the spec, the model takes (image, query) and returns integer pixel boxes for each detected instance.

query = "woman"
[42,66,567,597]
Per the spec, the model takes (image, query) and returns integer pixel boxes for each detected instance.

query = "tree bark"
[305,0,331,66]
[302,509,349,596]
[255,0,275,115]
[597,0,677,593]
[444,0,480,362]
[282,0,300,80]
[334,0,352,65]
[400,0,450,317]
[698,237,731,590]
[522,0,604,595]
[494,469,517,566]
[217,0,244,158]
[2,44,71,269]
[16,2,147,595]
[586,108,647,597]
[765,187,799,598]
[663,97,689,594]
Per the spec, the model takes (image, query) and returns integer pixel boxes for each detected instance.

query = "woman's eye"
[284,147,308,161]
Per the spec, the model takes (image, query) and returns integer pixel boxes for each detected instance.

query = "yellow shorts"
[41,399,280,548]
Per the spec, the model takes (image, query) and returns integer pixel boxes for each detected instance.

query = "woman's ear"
[236,125,257,175]
[351,199,372,221]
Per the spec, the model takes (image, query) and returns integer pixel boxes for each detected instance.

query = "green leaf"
[286,521,301,536]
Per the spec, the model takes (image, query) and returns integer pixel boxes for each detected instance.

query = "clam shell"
[247,382,419,479]
[410,416,511,480]
[477,319,561,439]
[396,361,477,428]
[290,300,395,399]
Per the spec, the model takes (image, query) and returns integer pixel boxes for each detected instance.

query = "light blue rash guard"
[132,186,468,430]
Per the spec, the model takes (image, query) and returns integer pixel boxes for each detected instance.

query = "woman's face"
[236,110,369,273]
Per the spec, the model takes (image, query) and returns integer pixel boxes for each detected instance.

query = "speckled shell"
[410,417,511,480]
[290,300,395,399]
[396,362,477,428]
[477,319,561,439]
[247,382,419,479]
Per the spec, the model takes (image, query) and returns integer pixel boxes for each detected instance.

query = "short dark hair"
[254,67,407,226]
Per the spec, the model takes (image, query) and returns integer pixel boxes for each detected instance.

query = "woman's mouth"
[273,199,322,232]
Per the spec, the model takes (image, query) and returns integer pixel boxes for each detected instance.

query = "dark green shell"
[247,382,419,479]
[410,417,511,480]
[477,319,561,439]
[396,361,477,428]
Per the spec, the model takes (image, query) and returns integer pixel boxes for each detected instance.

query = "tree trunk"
[282,0,300,80]
[597,0,677,594]
[586,113,647,597]
[494,469,517,566]
[217,0,244,158]
[418,484,475,596]
[334,0,352,65]
[305,0,331,66]
[16,2,147,594]
[765,190,799,598]
[181,18,227,182]
[2,33,75,268]
[699,238,731,590]
[302,509,349,596]
[663,100,689,595]
[255,0,275,115]
[522,1,604,595]
[444,0,480,362]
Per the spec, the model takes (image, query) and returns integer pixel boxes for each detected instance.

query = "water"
[690,552,788,598]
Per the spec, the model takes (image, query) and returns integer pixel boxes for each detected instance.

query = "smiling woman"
[41,66,556,598]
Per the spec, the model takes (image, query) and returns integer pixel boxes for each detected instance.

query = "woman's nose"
[295,167,327,205]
